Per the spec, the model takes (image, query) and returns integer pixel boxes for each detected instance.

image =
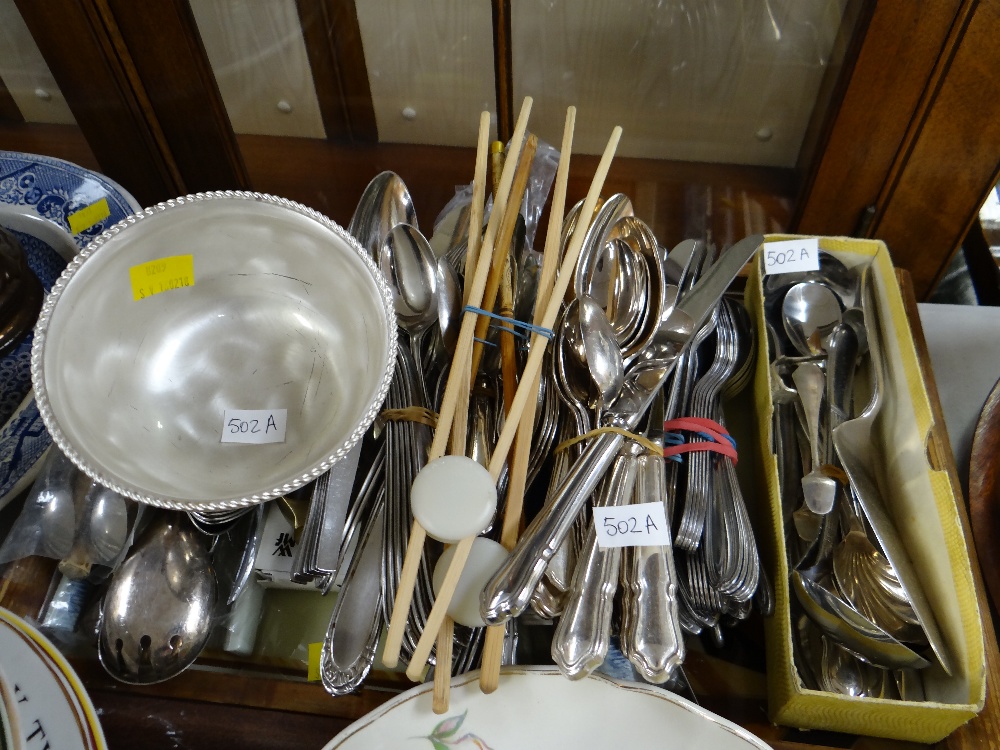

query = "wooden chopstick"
[448,114,492,459]
[469,134,538,384]
[405,123,623,682]
[478,106,577,694]
[382,109,494,669]
[431,133,537,713]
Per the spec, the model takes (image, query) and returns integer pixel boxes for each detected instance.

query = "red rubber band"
[661,417,738,464]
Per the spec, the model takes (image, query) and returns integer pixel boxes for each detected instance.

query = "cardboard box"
[746,235,985,742]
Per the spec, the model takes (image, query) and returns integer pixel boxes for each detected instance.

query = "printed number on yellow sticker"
[67,198,111,234]
[129,255,195,301]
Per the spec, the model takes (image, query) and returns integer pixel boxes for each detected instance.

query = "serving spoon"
[99,513,217,684]
[832,266,953,675]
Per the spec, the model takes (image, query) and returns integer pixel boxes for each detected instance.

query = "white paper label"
[594,502,672,549]
[221,409,287,444]
[763,237,820,275]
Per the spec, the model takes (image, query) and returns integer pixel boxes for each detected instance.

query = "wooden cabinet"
[1,1,997,292]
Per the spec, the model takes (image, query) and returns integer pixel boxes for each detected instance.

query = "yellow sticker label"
[307,642,322,682]
[129,255,195,301]
[67,198,111,234]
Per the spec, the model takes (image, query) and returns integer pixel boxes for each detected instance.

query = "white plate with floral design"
[323,666,769,750]
[0,607,105,750]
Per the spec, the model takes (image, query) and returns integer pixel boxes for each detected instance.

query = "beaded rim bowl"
[31,191,397,511]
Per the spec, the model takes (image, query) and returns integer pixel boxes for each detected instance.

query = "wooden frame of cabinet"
[3,0,997,298]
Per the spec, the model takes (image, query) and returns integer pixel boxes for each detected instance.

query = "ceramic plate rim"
[0,150,140,220]
[0,662,20,750]
[323,665,770,750]
[0,607,106,750]
[30,190,398,512]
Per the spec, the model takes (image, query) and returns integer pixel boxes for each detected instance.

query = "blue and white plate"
[0,152,140,507]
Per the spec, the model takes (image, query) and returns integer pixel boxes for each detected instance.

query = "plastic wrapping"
[431,135,559,255]
[0,447,79,564]
[58,481,142,581]
[0,446,142,578]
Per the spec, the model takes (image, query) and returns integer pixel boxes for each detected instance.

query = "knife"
[480,234,763,624]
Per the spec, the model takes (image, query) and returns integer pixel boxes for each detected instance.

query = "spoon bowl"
[782,282,843,356]
[380,224,439,335]
[86,484,130,565]
[347,171,418,259]
[576,294,624,416]
[99,514,217,684]
[435,257,462,355]
[791,570,930,671]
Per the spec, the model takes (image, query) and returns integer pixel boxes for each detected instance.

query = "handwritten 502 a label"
[221,409,287,444]
[763,237,820,276]
[594,502,672,549]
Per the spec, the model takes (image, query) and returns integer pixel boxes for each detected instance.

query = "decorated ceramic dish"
[323,666,770,749]
[0,152,140,507]
[0,607,106,750]
[0,661,20,750]
[32,191,396,511]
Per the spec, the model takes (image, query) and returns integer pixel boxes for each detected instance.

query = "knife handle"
[620,452,685,682]
[551,453,636,678]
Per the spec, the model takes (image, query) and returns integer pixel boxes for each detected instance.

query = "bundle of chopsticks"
[380,97,623,711]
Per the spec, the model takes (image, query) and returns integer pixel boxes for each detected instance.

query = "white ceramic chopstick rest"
[410,455,497,544]
[432,537,509,627]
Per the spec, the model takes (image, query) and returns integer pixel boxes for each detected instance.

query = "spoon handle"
[826,323,859,435]
[620,451,685,683]
[321,504,385,695]
[481,430,625,624]
[551,452,636,678]
[791,363,825,471]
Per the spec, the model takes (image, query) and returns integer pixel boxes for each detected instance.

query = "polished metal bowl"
[31,191,396,511]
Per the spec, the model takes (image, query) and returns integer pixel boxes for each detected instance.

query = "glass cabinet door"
[2,0,997,298]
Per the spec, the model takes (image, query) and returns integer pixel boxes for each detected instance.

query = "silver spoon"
[791,363,837,515]
[819,633,886,697]
[380,223,438,335]
[99,513,217,684]
[833,492,926,643]
[435,256,462,356]
[31,449,79,561]
[782,282,842,357]
[791,570,930,671]
[575,293,624,419]
[347,171,417,260]
[321,503,386,695]
[832,266,953,675]
[84,483,130,565]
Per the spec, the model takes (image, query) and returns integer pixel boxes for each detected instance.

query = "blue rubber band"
[660,430,736,462]
[488,323,532,342]
[696,431,737,449]
[463,305,554,339]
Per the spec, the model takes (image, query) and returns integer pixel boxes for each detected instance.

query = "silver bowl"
[31,191,397,511]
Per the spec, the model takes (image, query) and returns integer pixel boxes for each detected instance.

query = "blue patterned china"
[0,152,140,508]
